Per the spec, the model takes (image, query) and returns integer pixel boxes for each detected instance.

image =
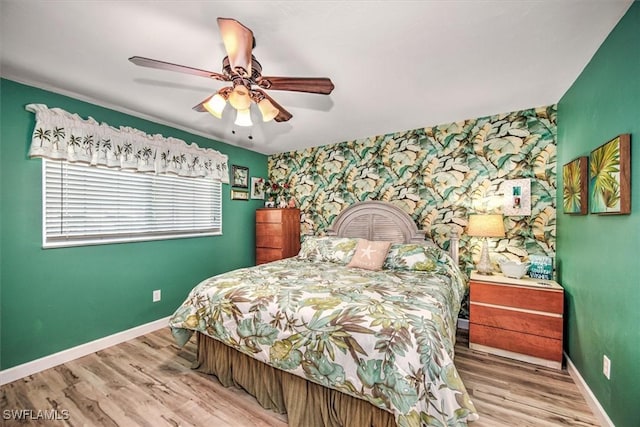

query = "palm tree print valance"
[26,104,229,183]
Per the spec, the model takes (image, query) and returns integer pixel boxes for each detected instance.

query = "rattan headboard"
[325,201,459,263]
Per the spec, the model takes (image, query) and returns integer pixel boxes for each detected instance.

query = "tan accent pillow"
[347,239,392,271]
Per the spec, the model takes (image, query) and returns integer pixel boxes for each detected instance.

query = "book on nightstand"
[528,255,553,280]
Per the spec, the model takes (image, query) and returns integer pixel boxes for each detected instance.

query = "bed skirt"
[195,332,397,427]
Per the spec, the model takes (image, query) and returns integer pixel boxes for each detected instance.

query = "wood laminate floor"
[1,328,600,427]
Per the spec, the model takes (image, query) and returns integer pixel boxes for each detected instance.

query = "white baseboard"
[565,352,615,427]
[0,316,171,386]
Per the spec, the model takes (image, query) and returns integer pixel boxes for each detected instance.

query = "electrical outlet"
[152,289,161,302]
[603,355,611,380]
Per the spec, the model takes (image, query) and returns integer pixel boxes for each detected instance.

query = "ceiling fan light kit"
[234,108,253,127]
[256,97,279,122]
[228,84,252,110]
[129,17,334,129]
[203,89,230,119]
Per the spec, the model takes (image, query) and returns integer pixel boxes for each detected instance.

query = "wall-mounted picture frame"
[502,178,531,216]
[562,156,588,215]
[231,189,249,201]
[590,134,631,215]
[250,177,265,199]
[231,165,249,188]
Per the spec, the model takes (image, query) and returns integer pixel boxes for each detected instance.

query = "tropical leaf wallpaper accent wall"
[268,105,557,315]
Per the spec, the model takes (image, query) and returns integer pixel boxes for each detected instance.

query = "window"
[43,159,222,248]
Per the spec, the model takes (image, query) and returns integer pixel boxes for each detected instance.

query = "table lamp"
[467,214,505,275]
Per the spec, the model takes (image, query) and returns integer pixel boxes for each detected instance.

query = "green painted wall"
[0,79,268,370]
[557,3,640,427]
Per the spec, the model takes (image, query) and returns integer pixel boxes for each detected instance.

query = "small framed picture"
[231,165,249,188]
[502,178,531,216]
[251,177,265,199]
[231,189,249,201]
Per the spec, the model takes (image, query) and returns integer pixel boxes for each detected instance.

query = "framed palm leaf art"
[231,165,249,188]
[589,134,631,215]
[563,157,588,215]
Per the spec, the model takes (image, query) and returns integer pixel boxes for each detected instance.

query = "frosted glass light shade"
[234,108,253,127]
[228,85,252,110]
[257,98,279,122]
[203,94,227,119]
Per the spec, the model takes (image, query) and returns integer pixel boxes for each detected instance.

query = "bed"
[169,201,479,426]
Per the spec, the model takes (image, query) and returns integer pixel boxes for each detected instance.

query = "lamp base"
[475,270,494,276]
[475,238,494,275]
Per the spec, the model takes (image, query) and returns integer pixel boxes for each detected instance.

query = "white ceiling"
[1,1,632,155]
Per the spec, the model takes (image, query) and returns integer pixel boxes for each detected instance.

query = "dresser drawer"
[256,248,284,265]
[470,281,563,314]
[256,209,283,223]
[470,303,563,340]
[470,323,563,363]
[256,224,284,248]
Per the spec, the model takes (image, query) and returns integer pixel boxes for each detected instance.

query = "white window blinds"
[43,159,222,248]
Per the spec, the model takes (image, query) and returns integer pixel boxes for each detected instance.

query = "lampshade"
[257,97,279,122]
[203,93,227,119]
[234,108,253,127]
[228,85,252,110]
[467,214,505,237]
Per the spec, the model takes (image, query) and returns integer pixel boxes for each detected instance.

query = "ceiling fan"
[129,17,335,127]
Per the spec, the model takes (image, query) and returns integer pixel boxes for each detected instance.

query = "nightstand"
[469,271,564,369]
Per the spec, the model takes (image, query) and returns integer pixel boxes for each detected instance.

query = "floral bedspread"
[169,254,478,426]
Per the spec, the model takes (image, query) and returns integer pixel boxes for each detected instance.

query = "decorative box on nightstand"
[469,271,564,370]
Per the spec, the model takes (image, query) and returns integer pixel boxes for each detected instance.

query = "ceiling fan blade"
[254,89,292,122]
[257,76,335,95]
[129,56,228,81]
[274,109,293,122]
[217,17,254,77]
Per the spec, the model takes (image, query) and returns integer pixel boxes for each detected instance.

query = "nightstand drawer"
[470,323,563,363]
[470,281,563,314]
[470,303,563,340]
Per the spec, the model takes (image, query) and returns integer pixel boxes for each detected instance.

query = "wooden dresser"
[255,208,301,265]
[469,271,564,369]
